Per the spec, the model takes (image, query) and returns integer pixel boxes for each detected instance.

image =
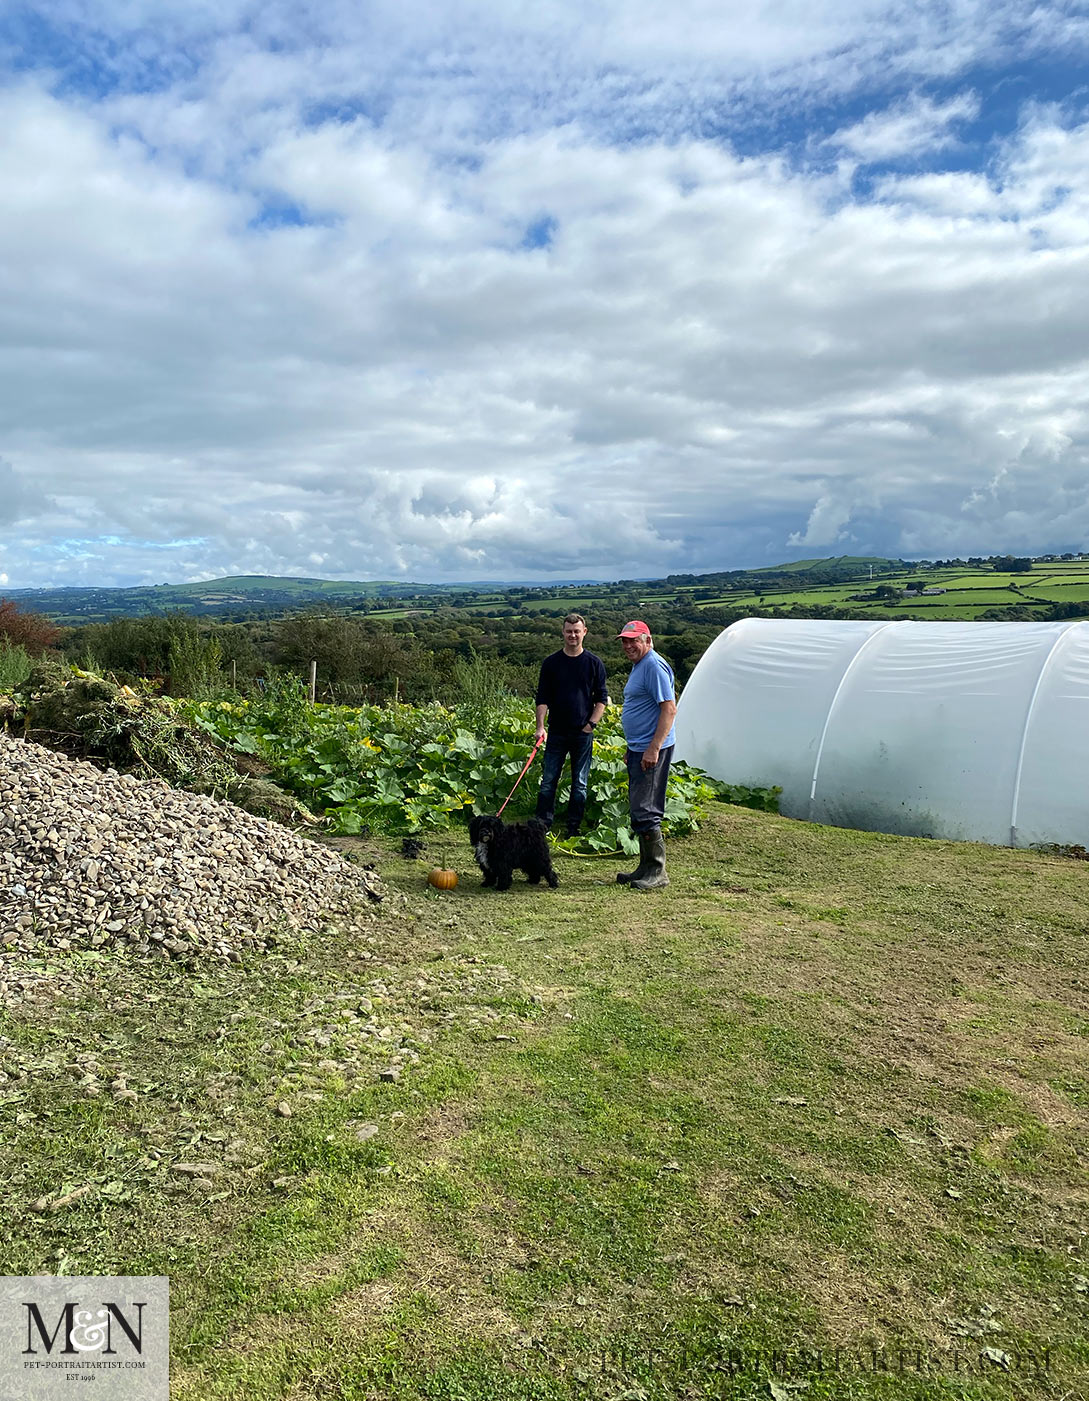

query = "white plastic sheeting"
[672,618,1089,847]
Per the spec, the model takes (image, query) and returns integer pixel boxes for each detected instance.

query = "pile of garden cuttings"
[0,660,316,827]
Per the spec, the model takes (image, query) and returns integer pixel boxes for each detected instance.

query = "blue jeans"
[536,731,594,832]
[626,745,674,834]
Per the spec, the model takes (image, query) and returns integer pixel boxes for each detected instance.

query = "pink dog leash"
[496,735,545,817]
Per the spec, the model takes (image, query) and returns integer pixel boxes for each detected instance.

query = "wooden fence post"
[309,660,317,705]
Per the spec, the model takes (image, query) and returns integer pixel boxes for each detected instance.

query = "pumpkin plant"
[186,691,778,854]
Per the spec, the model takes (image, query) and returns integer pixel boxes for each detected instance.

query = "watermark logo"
[1,1278,168,1400]
[23,1301,144,1356]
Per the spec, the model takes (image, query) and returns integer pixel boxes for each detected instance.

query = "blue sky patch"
[521,215,557,250]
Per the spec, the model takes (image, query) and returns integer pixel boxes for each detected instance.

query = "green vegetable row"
[185,681,778,855]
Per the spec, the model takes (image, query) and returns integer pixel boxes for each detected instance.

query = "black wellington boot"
[631,830,669,891]
[616,832,652,884]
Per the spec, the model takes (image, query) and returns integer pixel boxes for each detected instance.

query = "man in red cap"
[615,621,676,890]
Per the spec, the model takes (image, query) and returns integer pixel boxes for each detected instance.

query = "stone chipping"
[0,732,384,960]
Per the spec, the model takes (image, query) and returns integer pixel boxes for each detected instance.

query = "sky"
[2,1,1089,588]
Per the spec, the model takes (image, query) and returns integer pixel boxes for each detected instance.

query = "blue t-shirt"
[621,651,676,752]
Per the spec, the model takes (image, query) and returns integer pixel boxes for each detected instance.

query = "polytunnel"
[672,618,1089,848]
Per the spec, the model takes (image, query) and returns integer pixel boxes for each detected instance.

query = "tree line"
[5,582,1087,706]
[0,599,727,703]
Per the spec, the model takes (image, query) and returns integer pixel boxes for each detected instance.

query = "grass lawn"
[1,806,1085,1399]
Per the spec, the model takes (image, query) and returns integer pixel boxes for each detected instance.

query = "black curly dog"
[468,814,559,892]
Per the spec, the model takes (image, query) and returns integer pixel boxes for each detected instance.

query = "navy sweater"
[535,650,609,734]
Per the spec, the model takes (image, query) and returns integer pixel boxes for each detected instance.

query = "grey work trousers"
[625,744,673,833]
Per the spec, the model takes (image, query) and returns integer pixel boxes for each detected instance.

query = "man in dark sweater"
[534,613,609,837]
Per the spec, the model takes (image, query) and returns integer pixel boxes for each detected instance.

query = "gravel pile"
[1,733,384,961]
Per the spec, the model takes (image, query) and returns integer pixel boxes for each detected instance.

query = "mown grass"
[1,805,1085,1399]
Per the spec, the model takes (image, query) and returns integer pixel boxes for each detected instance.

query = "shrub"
[0,599,60,656]
[452,647,515,732]
[0,638,32,691]
[167,630,224,699]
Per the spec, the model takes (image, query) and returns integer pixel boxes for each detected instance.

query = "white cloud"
[831,92,981,161]
[788,493,855,548]
[1,5,1088,584]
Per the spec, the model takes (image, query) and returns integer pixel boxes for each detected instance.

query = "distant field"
[386,564,1089,625]
[686,562,1089,620]
[12,558,1089,630]
[1021,583,1089,601]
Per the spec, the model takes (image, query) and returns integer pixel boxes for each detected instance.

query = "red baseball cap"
[616,620,651,638]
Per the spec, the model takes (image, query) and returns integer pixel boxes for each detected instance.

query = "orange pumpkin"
[427,866,458,891]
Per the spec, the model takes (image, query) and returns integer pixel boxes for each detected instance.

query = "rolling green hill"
[763,554,903,574]
[7,554,1089,628]
[2,575,441,624]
